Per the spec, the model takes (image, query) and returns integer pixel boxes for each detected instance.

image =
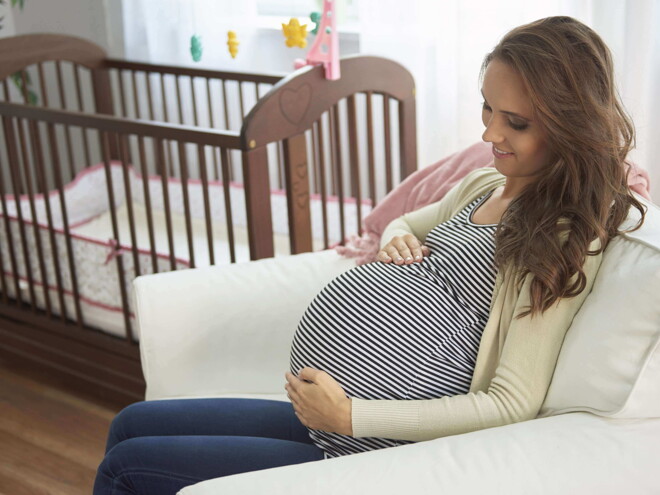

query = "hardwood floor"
[0,358,122,495]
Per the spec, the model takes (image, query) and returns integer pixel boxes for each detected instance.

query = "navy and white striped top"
[289,189,499,459]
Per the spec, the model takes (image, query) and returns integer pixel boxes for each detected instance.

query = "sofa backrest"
[540,194,660,419]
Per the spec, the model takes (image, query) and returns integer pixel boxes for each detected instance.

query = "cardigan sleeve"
[350,243,603,442]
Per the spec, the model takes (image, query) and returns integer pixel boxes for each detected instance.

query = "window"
[256,0,358,24]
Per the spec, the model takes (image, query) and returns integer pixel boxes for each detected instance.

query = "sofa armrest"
[178,413,660,494]
[134,249,356,400]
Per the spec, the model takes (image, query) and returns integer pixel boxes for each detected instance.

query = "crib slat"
[347,95,362,232]
[330,104,346,244]
[366,91,376,206]
[37,63,49,107]
[54,62,76,180]
[117,69,128,118]
[131,71,140,119]
[241,145,273,260]
[0,117,25,305]
[278,141,287,191]
[74,65,92,167]
[14,117,42,308]
[190,76,199,127]
[197,144,215,265]
[175,76,184,124]
[206,79,220,180]
[48,121,83,327]
[4,117,37,309]
[102,132,134,340]
[310,124,319,196]
[213,145,221,182]
[206,79,215,129]
[62,124,75,182]
[283,133,312,254]
[14,100,31,195]
[307,129,315,198]
[159,73,169,122]
[221,79,230,130]
[119,134,141,277]
[74,64,85,112]
[2,79,9,102]
[31,120,67,321]
[238,82,245,120]
[383,95,393,193]
[155,138,177,271]
[146,72,155,121]
[158,75,175,177]
[137,136,158,273]
[178,141,195,268]
[326,112,336,197]
[220,79,233,180]
[220,147,236,263]
[313,119,329,248]
[25,118,53,316]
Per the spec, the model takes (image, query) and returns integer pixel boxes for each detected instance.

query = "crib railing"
[0,33,417,405]
[0,59,286,187]
[0,100,247,338]
[103,59,287,186]
[104,60,283,129]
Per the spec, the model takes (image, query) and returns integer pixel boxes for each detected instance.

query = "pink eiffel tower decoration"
[294,0,340,80]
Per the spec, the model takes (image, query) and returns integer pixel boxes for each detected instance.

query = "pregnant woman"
[94,16,646,494]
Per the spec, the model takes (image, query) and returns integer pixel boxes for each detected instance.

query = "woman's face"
[481,59,555,186]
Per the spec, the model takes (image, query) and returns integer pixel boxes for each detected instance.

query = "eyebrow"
[480,89,531,121]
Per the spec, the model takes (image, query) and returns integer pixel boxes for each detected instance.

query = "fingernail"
[405,257,412,261]
[396,257,403,262]
[415,255,421,260]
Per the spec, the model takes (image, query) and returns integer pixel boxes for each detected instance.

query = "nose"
[482,116,505,144]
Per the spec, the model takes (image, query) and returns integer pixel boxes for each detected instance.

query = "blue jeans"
[93,398,325,494]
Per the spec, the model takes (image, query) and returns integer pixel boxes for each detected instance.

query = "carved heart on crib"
[279,84,312,125]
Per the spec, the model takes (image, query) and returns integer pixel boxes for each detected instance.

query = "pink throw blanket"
[335,141,652,266]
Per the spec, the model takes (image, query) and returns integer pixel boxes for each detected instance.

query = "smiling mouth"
[493,146,514,155]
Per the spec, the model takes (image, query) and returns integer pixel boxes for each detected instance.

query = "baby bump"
[289,260,483,401]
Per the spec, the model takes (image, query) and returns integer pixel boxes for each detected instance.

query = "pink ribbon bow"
[104,239,130,265]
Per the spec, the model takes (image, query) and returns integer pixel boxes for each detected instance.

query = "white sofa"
[134,193,660,495]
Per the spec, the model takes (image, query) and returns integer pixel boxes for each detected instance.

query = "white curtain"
[358,0,660,201]
[121,0,660,201]
[122,0,261,71]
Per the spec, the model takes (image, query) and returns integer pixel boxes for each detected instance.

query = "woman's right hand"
[377,234,431,265]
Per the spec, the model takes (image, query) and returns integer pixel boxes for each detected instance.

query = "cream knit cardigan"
[350,167,603,441]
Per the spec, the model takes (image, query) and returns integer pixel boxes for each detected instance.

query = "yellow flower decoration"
[227,30,239,59]
[282,18,308,48]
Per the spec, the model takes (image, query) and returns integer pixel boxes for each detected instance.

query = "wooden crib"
[0,33,417,406]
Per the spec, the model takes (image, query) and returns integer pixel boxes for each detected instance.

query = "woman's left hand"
[284,367,353,436]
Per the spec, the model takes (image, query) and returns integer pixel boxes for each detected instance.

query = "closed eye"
[481,102,528,131]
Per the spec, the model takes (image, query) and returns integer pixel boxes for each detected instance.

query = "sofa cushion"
[540,195,660,418]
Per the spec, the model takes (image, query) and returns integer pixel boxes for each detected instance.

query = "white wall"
[11,0,124,56]
[0,1,17,38]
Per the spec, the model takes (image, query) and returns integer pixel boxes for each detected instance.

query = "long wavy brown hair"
[479,16,646,319]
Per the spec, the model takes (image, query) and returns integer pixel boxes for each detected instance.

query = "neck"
[501,177,536,200]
